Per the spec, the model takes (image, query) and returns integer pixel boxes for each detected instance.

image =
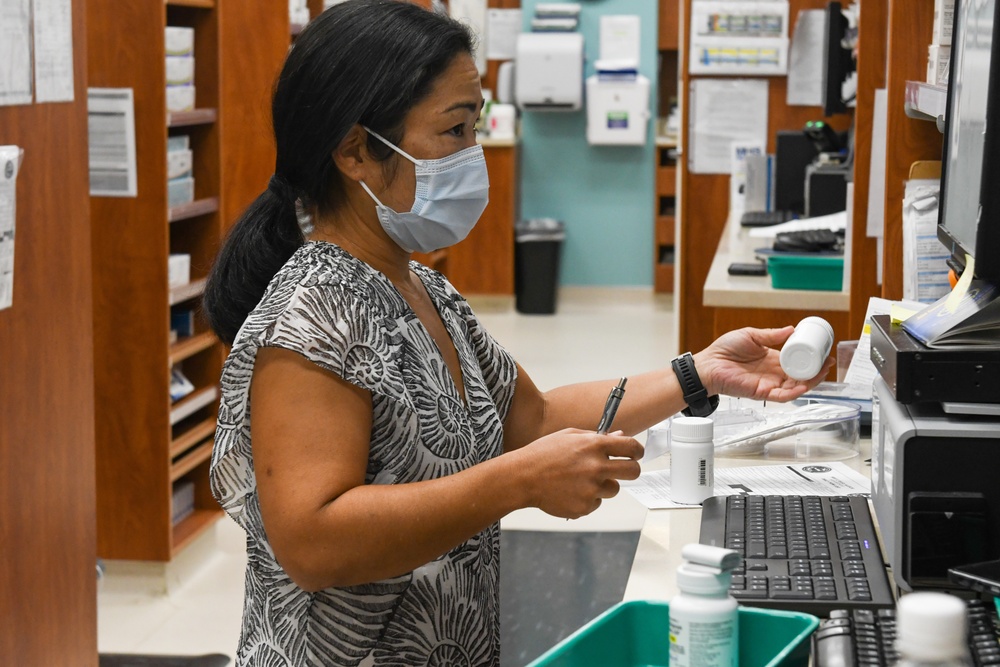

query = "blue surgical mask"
[359,126,490,253]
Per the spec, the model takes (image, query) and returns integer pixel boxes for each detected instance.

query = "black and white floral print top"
[210,241,518,666]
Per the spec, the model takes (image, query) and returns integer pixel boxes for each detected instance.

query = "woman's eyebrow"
[444,99,485,114]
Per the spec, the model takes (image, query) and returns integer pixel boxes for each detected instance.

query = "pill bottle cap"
[676,562,732,595]
[896,592,968,661]
[671,416,714,442]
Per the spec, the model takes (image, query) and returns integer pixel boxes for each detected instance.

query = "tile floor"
[97,287,676,664]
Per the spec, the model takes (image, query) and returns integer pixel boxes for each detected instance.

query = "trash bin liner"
[515,218,566,314]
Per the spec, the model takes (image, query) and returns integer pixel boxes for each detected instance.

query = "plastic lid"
[671,416,714,441]
[676,562,732,595]
[896,592,968,661]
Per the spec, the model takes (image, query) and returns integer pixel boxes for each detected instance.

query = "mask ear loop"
[362,126,421,166]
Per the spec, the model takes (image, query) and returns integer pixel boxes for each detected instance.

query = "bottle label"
[670,616,737,667]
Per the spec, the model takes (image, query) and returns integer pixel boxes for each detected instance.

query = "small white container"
[487,103,517,140]
[896,592,972,667]
[166,85,196,113]
[670,416,714,505]
[166,56,195,87]
[168,253,191,288]
[168,176,194,207]
[670,544,740,667]
[167,148,192,180]
[165,26,195,57]
[780,316,834,381]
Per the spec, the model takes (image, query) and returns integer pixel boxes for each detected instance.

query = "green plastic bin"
[766,254,844,291]
[528,600,819,667]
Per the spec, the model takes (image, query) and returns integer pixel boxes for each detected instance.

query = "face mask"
[359,126,490,253]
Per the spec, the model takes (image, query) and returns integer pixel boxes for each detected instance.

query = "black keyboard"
[740,210,795,227]
[812,600,1000,667]
[699,495,895,616]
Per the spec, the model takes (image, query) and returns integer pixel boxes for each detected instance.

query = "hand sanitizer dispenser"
[515,32,584,111]
[586,60,651,145]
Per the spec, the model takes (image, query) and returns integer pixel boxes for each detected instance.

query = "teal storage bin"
[528,600,818,667]
[766,254,844,291]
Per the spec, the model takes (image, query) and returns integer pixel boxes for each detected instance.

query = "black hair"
[203,0,474,345]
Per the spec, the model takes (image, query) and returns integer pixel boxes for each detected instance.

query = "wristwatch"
[671,352,719,418]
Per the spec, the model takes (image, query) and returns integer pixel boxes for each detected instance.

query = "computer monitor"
[937,0,1000,284]
[820,2,853,117]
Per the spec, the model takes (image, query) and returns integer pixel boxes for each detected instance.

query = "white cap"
[896,592,968,661]
[671,416,714,441]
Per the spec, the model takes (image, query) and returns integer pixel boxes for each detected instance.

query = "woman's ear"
[332,125,371,183]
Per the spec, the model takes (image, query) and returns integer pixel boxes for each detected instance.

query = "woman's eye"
[448,124,466,137]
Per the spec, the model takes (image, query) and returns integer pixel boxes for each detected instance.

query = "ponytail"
[203,183,303,345]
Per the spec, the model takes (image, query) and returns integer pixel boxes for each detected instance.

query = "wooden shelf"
[167,108,217,128]
[169,331,217,366]
[169,277,207,306]
[170,385,218,426]
[172,508,223,556]
[170,416,217,459]
[166,0,214,8]
[171,440,214,481]
[168,196,219,223]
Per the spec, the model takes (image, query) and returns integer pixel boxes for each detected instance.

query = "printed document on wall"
[450,0,487,75]
[690,78,768,174]
[0,146,22,311]
[486,8,521,60]
[88,88,138,197]
[0,0,33,106]
[786,10,824,105]
[32,0,74,103]
[689,1,789,76]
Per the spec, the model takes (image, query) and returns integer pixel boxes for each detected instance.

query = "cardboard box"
[166,85,196,113]
[165,26,195,57]
[168,253,191,288]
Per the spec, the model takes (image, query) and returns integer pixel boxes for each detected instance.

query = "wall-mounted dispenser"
[515,32,584,111]
[585,60,651,145]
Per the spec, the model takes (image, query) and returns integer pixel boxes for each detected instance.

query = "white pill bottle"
[670,416,715,505]
[895,592,972,667]
[670,544,741,667]
[780,316,835,381]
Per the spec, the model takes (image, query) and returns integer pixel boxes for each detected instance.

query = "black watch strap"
[671,352,719,417]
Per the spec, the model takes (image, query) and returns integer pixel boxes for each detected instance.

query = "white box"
[169,253,191,288]
[172,479,196,524]
[515,33,584,111]
[168,177,195,207]
[585,74,651,145]
[165,26,195,57]
[166,85,196,112]
[166,56,195,87]
[932,0,954,46]
[167,134,190,152]
[927,45,951,85]
[168,148,193,180]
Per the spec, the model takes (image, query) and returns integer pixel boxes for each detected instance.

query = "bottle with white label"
[670,544,741,667]
[670,416,715,505]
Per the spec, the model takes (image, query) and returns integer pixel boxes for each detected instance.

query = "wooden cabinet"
[87,0,287,561]
[656,0,680,294]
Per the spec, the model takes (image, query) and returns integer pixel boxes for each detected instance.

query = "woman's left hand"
[693,326,834,403]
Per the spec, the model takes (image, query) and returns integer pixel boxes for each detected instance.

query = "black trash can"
[515,218,565,314]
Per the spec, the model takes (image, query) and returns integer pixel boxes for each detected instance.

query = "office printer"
[871,376,1000,592]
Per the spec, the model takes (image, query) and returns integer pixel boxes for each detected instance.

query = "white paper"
[87,87,138,197]
[689,78,769,174]
[747,209,847,238]
[486,8,521,60]
[0,146,21,310]
[689,1,789,76]
[450,0,487,75]
[902,179,951,303]
[786,10,824,105]
[842,296,925,389]
[32,0,74,103]
[0,0,33,105]
[866,89,888,237]
[622,461,871,510]
[600,14,640,64]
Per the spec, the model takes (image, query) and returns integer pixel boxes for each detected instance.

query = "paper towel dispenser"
[515,32,584,111]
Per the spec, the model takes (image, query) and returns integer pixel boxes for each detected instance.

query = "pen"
[597,377,628,434]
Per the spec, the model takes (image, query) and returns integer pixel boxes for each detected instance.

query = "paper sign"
[786,10,824,105]
[0,0,34,105]
[32,0,75,103]
[0,145,22,310]
[690,78,769,174]
[486,8,521,60]
[88,87,138,197]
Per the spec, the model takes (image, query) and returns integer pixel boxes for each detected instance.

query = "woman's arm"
[250,347,642,592]
[502,326,834,450]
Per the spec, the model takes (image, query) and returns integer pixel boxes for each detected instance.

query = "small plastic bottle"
[895,592,972,667]
[780,316,835,380]
[671,416,715,505]
[670,544,741,667]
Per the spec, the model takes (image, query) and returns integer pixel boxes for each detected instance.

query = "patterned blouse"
[210,241,518,666]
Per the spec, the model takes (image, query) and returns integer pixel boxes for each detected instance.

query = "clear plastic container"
[646,397,860,462]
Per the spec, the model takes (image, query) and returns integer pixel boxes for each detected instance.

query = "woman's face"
[375,52,483,213]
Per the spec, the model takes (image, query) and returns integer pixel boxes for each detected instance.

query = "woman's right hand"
[513,428,643,519]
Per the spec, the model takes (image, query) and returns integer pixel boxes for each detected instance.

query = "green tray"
[766,254,844,291]
[528,600,819,667]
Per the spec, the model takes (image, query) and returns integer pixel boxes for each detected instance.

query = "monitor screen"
[938,0,1000,283]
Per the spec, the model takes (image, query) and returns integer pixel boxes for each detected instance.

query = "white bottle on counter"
[670,544,741,667]
[670,416,715,505]
[895,592,972,667]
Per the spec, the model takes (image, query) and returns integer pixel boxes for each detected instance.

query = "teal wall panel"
[518,0,658,287]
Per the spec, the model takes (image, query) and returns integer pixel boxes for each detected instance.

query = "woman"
[203,2,832,665]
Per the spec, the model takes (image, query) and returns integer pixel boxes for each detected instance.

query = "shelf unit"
[654,0,680,294]
[87,0,287,561]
